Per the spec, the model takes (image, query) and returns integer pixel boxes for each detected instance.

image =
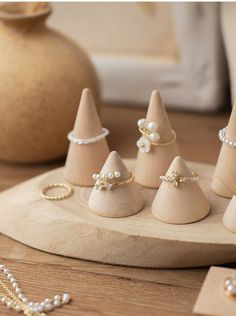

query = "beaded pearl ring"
[67,127,109,145]
[224,274,236,297]
[219,126,236,148]
[136,118,176,153]
[160,171,199,188]
[92,171,134,191]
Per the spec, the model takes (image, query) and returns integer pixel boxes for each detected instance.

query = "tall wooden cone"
[88,151,144,218]
[223,196,236,233]
[211,103,236,198]
[135,90,180,188]
[152,156,210,224]
[65,88,109,186]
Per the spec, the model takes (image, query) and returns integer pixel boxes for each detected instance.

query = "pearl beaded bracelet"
[136,118,176,153]
[68,127,109,145]
[218,126,236,148]
[0,263,71,315]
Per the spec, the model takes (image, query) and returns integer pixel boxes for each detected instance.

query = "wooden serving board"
[0,159,235,268]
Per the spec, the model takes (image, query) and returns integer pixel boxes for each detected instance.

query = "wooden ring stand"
[0,159,235,268]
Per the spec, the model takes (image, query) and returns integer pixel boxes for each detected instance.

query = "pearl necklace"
[0,263,71,315]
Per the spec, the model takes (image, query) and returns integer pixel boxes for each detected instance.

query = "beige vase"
[0,2,101,163]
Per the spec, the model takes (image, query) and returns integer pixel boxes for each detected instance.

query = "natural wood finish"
[212,103,236,198]
[65,89,109,186]
[152,156,210,224]
[194,266,236,316]
[0,105,231,315]
[0,158,234,268]
[223,195,236,233]
[135,91,180,188]
[88,151,144,217]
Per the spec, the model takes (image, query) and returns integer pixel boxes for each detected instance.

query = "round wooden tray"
[0,159,234,268]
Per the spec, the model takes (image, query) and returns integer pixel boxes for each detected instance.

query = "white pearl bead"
[1,297,7,303]
[107,172,114,179]
[44,298,51,304]
[92,174,97,180]
[22,297,28,304]
[114,171,121,178]
[7,273,13,279]
[10,278,16,284]
[0,264,5,270]
[37,305,43,312]
[54,295,61,301]
[53,299,61,307]
[29,302,34,307]
[3,268,9,274]
[6,301,12,308]
[15,288,22,294]
[137,118,147,128]
[12,282,18,289]
[45,303,53,311]
[149,132,160,142]
[101,173,107,180]
[15,304,21,312]
[147,121,158,132]
[62,293,70,304]
[228,284,236,295]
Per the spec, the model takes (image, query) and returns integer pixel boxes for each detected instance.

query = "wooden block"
[193,266,236,316]
[0,159,235,268]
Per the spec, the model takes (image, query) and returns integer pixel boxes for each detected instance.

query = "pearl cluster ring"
[219,126,236,148]
[224,273,236,297]
[0,263,71,315]
[160,171,199,188]
[68,127,109,145]
[136,118,176,153]
[92,171,134,191]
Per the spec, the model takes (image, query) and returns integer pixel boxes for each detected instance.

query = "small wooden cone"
[88,151,144,218]
[65,88,109,186]
[135,90,180,188]
[151,156,210,224]
[223,196,236,233]
[211,103,236,198]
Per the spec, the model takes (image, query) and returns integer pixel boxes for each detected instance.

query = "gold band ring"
[40,183,73,201]
[93,172,134,191]
[160,171,199,188]
[139,127,176,146]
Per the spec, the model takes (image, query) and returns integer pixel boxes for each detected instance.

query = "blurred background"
[49,2,233,111]
[0,1,234,170]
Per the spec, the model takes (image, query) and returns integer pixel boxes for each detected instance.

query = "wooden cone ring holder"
[64,88,110,186]
[135,90,180,188]
[211,103,236,198]
[223,193,236,233]
[152,156,210,224]
[88,151,144,218]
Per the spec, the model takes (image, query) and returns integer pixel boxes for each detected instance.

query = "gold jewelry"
[139,127,176,146]
[224,275,236,297]
[40,183,73,201]
[0,262,71,315]
[92,171,134,191]
[136,118,176,153]
[160,171,199,187]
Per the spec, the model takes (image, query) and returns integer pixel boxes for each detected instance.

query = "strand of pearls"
[0,263,71,315]
[68,127,109,145]
[218,126,236,148]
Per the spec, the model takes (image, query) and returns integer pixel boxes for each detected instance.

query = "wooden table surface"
[0,105,232,316]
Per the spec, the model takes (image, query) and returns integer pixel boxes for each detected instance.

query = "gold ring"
[160,171,199,187]
[92,172,134,191]
[224,275,236,297]
[139,127,176,146]
[40,183,73,200]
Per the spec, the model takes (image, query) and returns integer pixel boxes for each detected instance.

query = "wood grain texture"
[0,105,231,315]
[0,159,235,268]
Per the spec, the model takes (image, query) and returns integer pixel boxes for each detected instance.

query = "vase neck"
[0,3,51,29]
